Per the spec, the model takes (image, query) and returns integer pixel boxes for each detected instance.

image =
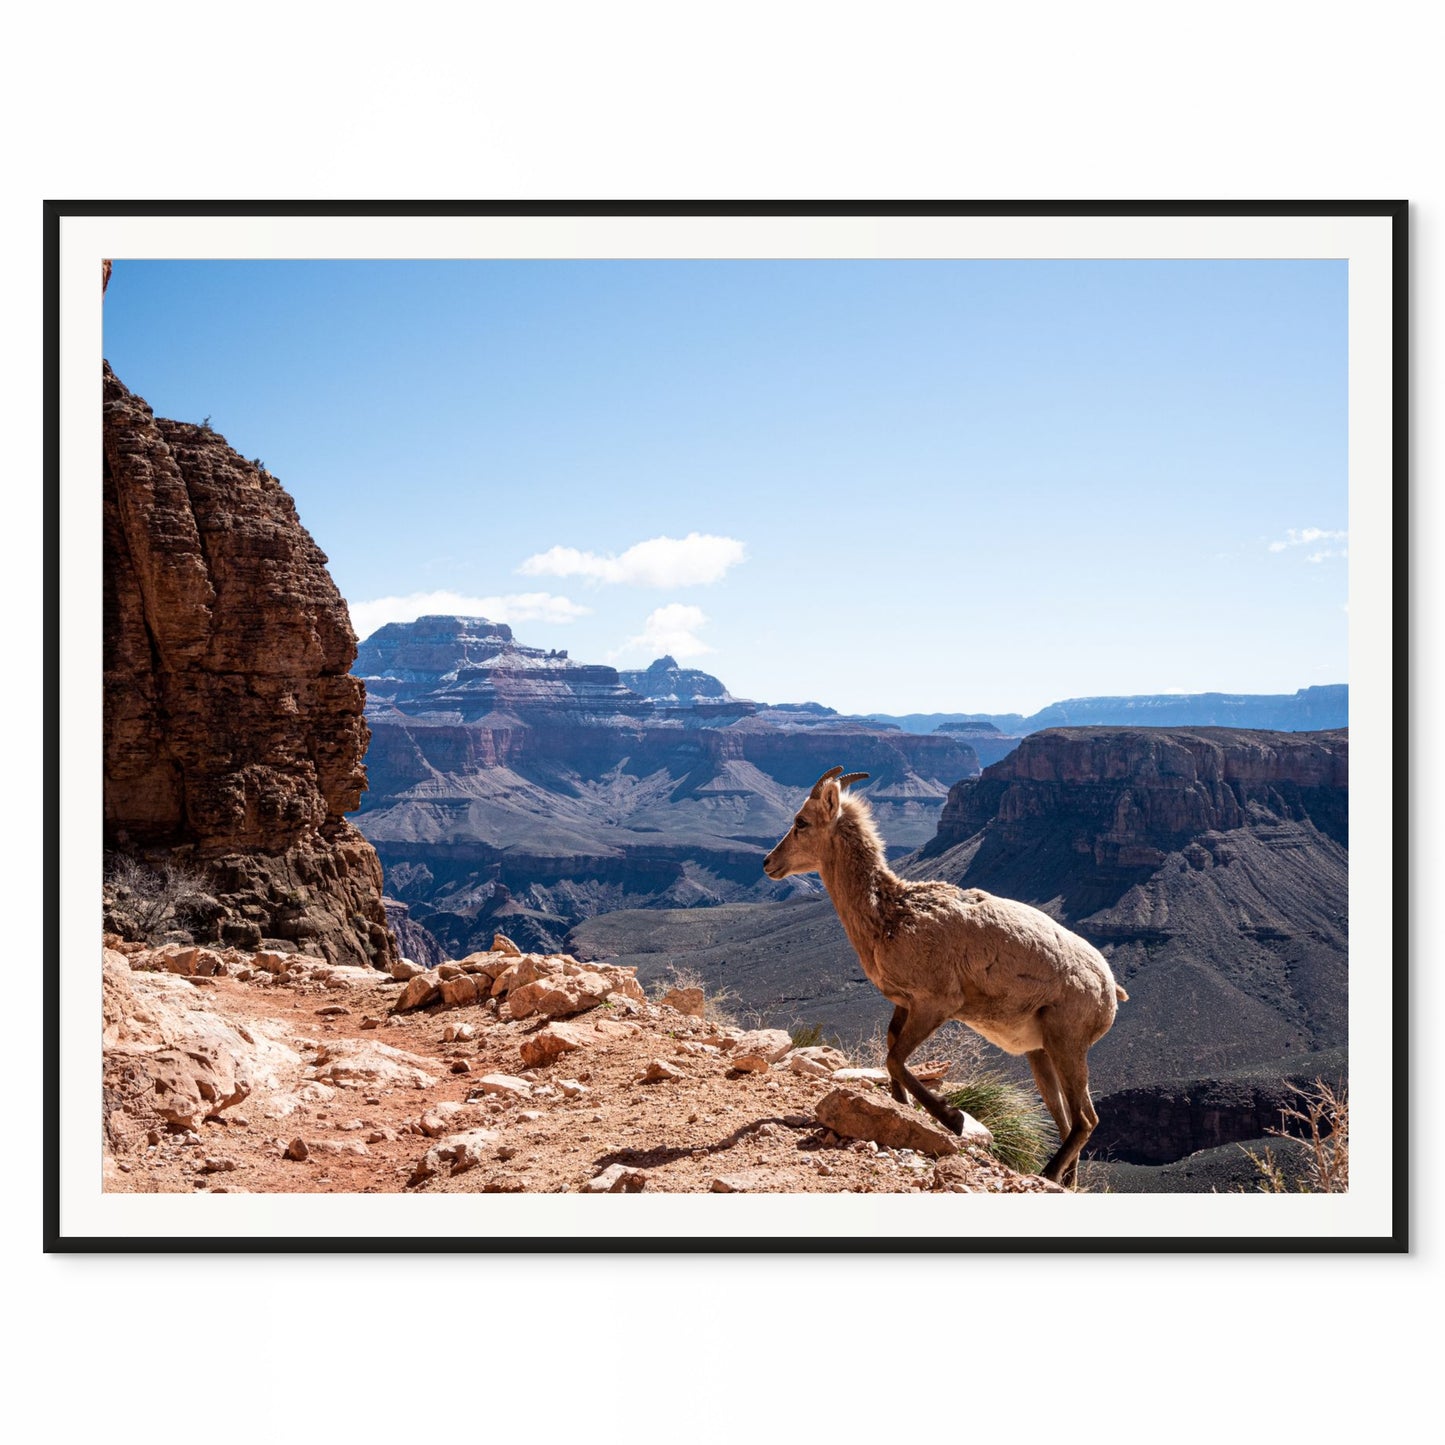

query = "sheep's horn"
[809,765,845,794]
[838,772,870,789]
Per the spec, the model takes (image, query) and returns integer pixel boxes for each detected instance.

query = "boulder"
[145,943,200,975]
[734,1028,793,1064]
[583,1163,648,1193]
[438,974,480,1008]
[661,986,706,1016]
[792,1045,850,1072]
[814,1086,964,1157]
[475,1073,531,1099]
[308,1139,370,1158]
[148,1046,251,1127]
[729,1053,771,1074]
[602,970,647,1003]
[789,1053,834,1079]
[459,951,510,981]
[640,1059,684,1083]
[420,1102,467,1138]
[492,933,523,956]
[507,972,612,1021]
[519,1022,588,1068]
[395,971,442,1012]
[103,949,264,1130]
[390,958,426,981]
[308,1039,439,1089]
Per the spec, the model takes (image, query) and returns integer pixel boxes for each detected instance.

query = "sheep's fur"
[764,766,1127,1186]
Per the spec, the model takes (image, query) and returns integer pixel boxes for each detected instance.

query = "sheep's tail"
[1116,984,1129,1003]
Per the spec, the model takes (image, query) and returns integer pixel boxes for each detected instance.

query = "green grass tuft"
[944,1072,1054,1176]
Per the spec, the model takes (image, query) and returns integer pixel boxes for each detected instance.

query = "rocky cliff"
[924,726,1348,869]
[103,362,397,970]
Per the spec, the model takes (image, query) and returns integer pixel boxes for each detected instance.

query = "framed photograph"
[48,201,1405,1250]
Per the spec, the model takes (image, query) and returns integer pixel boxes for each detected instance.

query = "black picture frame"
[46,200,1407,1252]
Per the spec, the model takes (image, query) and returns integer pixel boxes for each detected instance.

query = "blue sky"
[103,259,1347,714]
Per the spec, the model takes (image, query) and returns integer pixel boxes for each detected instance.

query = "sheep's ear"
[816,779,841,822]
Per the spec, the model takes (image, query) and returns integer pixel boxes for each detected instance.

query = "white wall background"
[3,4,1432,1440]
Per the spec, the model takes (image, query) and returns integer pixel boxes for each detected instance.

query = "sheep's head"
[762,766,869,878]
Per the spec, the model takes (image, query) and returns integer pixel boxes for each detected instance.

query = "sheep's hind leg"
[1026,1048,1071,1151]
[1037,1033,1098,1188]
[886,1006,963,1134]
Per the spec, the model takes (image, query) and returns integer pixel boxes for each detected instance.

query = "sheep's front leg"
[886,1005,963,1134]
[885,1003,908,1105]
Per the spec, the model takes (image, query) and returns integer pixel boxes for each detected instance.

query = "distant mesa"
[356,614,650,725]
[617,654,750,717]
[873,685,1347,740]
[350,614,980,958]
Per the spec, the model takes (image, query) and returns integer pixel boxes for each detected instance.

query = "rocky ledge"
[101,934,1060,1196]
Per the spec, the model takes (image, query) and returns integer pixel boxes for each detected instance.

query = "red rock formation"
[103,362,397,969]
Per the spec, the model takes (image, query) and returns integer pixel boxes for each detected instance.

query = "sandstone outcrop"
[102,945,305,1138]
[103,354,396,970]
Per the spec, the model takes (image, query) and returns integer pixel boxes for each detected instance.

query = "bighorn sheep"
[763,766,1128,1186]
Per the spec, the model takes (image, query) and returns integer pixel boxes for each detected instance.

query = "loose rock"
[814,1086,964,1157]
[518,1022,588,1068]
[661,986,706,1017]
[583,1163,648,1193]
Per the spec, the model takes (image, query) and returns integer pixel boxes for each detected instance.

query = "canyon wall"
[102,360,397,969]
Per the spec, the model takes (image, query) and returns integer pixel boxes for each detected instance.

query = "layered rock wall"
[103,362,397,969]
[925,726,1348,865]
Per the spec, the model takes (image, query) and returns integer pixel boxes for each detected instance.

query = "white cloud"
[518,532,746,587]
[1268,527,1348,555]
[347,590,589,642]
[612,603,713,661]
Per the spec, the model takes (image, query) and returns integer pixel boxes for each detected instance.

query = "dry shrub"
[104,853,211,942]
[1244,1078,1349,1193]
[650,962,739,1027]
